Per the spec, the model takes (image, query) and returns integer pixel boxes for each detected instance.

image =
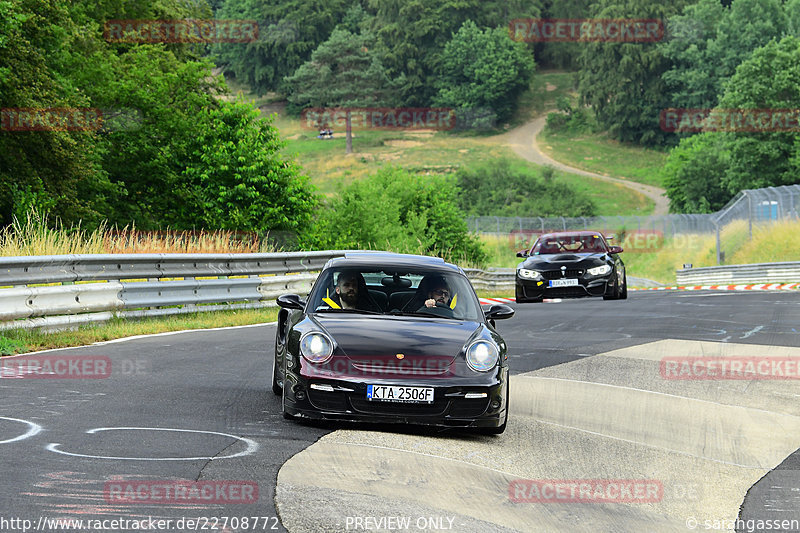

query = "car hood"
[315,315,481,367]
[520,252,608,270]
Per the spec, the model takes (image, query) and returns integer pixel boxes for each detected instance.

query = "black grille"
[349,397,449,416]
[542,269,583,280]
[449,399,490,418]
[308,389,348,411]
[545,286,590,298]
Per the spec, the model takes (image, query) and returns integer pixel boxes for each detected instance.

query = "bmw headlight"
[518,268,542,280]
[587,264,611,276]
[299,332,334,363]
[466,340,499,372]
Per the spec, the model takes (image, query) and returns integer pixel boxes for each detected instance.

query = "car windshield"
[532,234,608,254]
[308,267,483,321]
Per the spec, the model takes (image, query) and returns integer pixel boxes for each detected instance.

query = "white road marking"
[0,416,43,444]
[740,325,765,339]
[46,427,258,461]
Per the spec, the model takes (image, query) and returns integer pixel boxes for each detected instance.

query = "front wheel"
[602,275,619,300]
[619,273,628,300]
[271,337,283,396]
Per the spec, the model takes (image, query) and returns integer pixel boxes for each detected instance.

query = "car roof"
[326,252,461,273]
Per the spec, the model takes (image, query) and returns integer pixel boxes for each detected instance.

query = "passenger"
[332,270,381,312]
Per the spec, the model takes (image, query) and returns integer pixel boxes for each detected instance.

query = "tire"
[602,275,619,300]
[619,273,628,300]
[281,384,296,420]
[271,336,283,396]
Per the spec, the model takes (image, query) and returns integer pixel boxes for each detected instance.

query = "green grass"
[0,307,279,355]
[539,128,669,188]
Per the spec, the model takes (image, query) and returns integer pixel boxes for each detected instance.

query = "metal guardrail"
[0,252,519,331]
[0,252,343,331]
[677,262,800,285]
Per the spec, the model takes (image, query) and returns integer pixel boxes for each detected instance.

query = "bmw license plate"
[549,278,579,288]
[367,385,434,404]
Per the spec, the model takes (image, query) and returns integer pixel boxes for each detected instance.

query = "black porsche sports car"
[272,252,514,434]
[515,231,627,303]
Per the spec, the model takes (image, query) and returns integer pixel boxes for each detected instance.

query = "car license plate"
[367,385,434,404]
[549,278,579,288]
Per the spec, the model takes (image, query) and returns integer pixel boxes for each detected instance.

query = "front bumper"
[283,367,508,428]
[516,273,612,301]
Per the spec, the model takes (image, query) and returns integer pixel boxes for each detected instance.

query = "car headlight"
[587,264,611,276]
[517,268,541,280]
[466,340,499,372]
[299,332,334,363]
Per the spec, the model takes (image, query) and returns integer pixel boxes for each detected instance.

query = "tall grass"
[0,210,278,257]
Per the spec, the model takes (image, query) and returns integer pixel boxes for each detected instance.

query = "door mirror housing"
[276,293,306,310]
[483,303,515,321]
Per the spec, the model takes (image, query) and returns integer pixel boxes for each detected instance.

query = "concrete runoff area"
[276,339,800,532]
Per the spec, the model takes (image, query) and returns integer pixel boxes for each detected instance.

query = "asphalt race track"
[1,290,799,533]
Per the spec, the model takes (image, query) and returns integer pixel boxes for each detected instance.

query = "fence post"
[715,222,721,265]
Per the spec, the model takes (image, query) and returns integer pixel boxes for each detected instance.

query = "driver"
[423,277,451,309]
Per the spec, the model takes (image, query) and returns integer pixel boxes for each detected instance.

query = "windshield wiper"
[315,308,382,315]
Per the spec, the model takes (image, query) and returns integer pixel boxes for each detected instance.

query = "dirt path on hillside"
[505,113,669,215]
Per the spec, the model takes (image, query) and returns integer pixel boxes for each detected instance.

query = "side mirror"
[609,245,623,254]
[277,293,306,310]
[484,303,515,321]
[516,250,529,258]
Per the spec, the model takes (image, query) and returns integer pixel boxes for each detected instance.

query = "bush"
[455,159,596,218]
[308,167,488,265]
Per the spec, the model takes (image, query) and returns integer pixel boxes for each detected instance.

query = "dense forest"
[2,0,799,261]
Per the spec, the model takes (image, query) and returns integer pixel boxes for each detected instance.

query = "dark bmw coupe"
[272,252,514,434]
[515,231,627,303]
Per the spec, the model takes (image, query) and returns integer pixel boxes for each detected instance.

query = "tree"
[0,0,113,228]
[214,0,351,95]
[662,37,800,212]
[284,27,401,153]
[716,36,800,193]
[662,133,731,213]
[577,0,690,146]
[368,0,541,106]
[182,101,317,233]
[434,21,535,124]
[661,0,787,111]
